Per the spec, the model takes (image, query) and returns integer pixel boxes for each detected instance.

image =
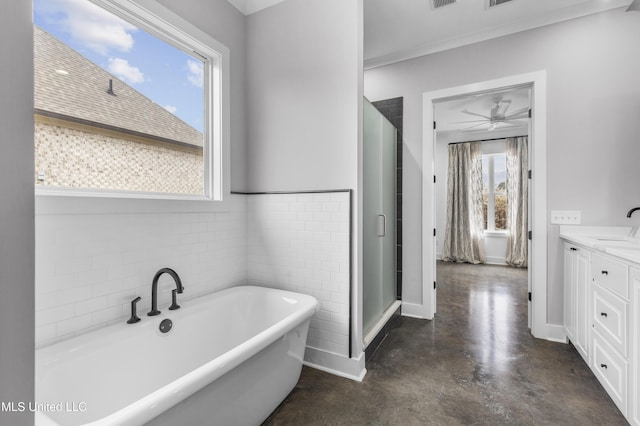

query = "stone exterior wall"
[35,121,204,195]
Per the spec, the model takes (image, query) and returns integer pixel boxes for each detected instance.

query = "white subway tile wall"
[35,191,352,357]
[35,196,247,347]
[247,192,351,357]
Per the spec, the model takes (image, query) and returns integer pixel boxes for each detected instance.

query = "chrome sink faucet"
[148,267,184,316]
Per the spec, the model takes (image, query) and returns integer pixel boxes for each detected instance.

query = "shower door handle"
[377,214,387,237]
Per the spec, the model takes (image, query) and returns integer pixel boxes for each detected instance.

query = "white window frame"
[481,140,507,236]
[35,0,231,215]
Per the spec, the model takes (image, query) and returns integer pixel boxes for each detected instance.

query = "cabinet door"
[631,268,640,426]
[592,329,628,415]
[575,249,590,362]
[564,244,576,342]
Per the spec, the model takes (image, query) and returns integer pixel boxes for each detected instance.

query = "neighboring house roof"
[34,26,203,148]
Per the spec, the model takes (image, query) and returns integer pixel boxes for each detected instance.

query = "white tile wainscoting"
[35,191,359,378]
[35,196,248,348]
[247,192,351,359]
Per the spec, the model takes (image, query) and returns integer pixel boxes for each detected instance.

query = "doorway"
[421,72,560,342]
[433,85,531,334]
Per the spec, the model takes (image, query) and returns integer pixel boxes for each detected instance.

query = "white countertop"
[559,225,640,265]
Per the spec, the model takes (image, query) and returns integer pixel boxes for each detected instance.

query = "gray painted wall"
[158,0,248,192]
[0,1,35,425]
[245,0,364,359]
[364,8,640,325]
[245,0,361,192]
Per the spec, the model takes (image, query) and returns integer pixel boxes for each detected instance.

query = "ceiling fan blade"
[495,121,527,129]
[450,119,489,124]
[461,109,491,120]
[461,122,489,131]
[505,107,529,120]
[503,115,529,122]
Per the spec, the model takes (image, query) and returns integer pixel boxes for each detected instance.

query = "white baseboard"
[485,256,507,266]
[401,301,427,319]
[303,346,366,382]
[541,323,567,343]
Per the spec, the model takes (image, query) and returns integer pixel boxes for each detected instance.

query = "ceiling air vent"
[432,0,456,9]
[489,0,514,6]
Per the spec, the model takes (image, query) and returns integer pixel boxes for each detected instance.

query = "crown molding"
[226,0,286,15]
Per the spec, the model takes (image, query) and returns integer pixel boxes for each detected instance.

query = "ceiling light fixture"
[627,0,640,12]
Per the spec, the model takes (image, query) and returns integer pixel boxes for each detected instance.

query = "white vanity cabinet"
[590,252,629,415]
[631,267,640,426]
[563,242,590,363]
[561,230,640,424]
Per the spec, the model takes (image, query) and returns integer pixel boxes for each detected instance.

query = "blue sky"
[33,0,204,132]
[482,154,506,190]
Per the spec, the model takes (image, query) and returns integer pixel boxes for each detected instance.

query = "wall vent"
[432,0,456,9]
[489,0,514,6]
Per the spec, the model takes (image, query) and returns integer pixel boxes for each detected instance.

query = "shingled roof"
[34,26,203,148]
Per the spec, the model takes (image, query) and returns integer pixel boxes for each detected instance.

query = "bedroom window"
[33,0,225,200]
[482,152,507,231]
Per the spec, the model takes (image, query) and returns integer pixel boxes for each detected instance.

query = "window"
[33,0,226,201]
[482,150,507,231]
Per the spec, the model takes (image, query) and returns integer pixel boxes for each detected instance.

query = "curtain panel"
[505,136,529,267]
[442,142,486,264]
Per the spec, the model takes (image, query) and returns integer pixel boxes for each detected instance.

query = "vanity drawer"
[592,329,628,415]
[591,253,629,299]
[592,285,628,356]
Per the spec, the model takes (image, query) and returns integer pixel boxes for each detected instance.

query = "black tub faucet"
[627,207,640,218]
[148,268,184,316]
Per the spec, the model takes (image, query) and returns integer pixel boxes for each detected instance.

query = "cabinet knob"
[600,312,608,318]
[601,270,609,276]
[570,247,577,251]
[600,363,608,370]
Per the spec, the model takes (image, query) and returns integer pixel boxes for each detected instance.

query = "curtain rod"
[447,135,527,145]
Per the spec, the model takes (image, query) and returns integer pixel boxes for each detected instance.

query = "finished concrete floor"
[264,262,629,425]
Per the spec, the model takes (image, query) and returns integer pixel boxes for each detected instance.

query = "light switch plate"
[550,210,581,224]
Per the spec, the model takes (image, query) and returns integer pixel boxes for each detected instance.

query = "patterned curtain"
[505,136,528,267]
[442,142,486,264]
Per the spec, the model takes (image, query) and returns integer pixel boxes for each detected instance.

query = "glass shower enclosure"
[363,98,397,343]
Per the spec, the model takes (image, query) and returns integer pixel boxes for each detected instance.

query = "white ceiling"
[364,0,631,69]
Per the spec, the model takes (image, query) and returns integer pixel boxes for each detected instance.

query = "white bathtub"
[35,286,319,426]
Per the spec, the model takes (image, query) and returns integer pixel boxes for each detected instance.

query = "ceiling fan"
[456,96,529,131]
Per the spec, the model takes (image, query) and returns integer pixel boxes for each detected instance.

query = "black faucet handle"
[127,296,142,324]
[169,289,181,310]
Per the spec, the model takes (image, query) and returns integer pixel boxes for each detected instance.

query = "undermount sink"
[588,235,639,248]
[560,226,640,264]
[596,239,637,246]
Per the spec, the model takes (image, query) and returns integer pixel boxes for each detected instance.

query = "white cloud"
[187,60,204,88]
[35,0,136,55]
[108,58,144,84]
[164,105,177,114]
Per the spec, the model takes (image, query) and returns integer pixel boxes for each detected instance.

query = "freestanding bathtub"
[35,286,319,426]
